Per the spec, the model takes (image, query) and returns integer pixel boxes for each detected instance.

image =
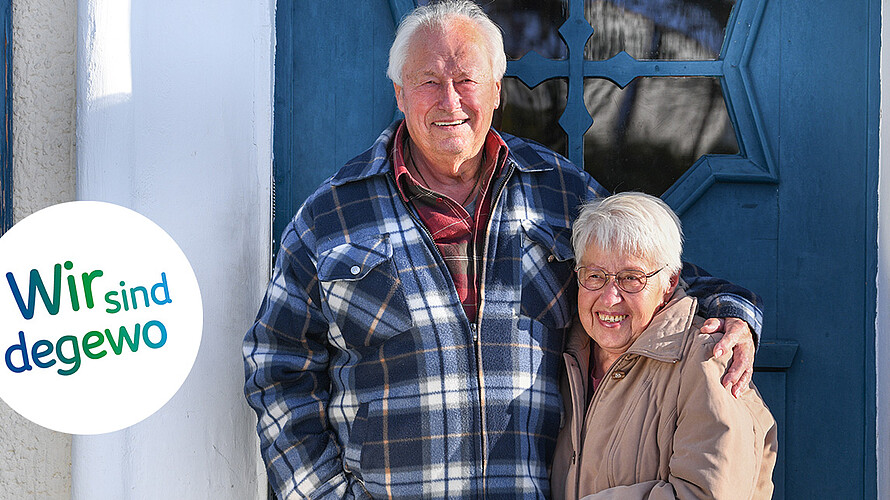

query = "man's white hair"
[572,192,684,276]
[387,0,507,86]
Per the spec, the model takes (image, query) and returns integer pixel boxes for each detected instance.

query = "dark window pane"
[494,78,568,157]
[585,0,737,61]
[418,0,569,59]
[583,76,738,195]
[484,1,568,60]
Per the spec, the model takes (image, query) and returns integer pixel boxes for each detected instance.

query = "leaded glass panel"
[584,0,737,61]
[413,0,744,196]
[582,76,738,194]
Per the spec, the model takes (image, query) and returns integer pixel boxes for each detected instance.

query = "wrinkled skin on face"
[394,18,501,187]
[577,246,678,377]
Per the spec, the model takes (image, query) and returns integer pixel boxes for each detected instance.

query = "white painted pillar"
[72,0,272,498]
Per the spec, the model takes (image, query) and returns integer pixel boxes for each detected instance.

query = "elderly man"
[243,1,762,499]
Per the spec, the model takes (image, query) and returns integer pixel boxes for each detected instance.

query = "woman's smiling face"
[577,246,676,358]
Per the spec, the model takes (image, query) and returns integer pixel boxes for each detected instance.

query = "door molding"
[0,0,11,235]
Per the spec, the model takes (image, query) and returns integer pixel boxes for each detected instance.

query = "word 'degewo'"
[4,261,174,376]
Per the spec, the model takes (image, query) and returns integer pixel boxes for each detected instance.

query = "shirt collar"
[329,120,560,189]
[392,121,509,203]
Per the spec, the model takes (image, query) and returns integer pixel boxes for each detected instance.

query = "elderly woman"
[550,192,777,500]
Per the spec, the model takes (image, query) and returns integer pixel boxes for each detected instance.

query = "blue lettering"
[142,320,167,349]
[4,331,32,372]
[5,265,62,320]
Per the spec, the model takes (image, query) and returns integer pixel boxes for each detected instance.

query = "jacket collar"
[565,289,699,365]
[625,290,698,363]
[329,120,556,187]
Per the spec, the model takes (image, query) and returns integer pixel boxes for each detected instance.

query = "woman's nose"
[599,281,623,306]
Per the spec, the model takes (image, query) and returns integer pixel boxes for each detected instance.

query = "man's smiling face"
[394,18,501,176]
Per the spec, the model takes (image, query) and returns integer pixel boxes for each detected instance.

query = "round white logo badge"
[0,201,203,434]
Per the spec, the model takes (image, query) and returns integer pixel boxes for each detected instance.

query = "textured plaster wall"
[11,0,76,221]
[2,0,76,497]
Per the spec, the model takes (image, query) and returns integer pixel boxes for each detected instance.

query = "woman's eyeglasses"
[574,266,664,293]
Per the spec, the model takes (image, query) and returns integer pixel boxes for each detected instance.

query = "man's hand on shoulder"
[701,317,755,399]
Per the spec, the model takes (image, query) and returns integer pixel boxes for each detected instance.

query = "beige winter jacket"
[550,290,777,500]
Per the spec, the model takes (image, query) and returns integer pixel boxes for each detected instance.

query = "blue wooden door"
[0,0,12,236]
[273,1,879,497]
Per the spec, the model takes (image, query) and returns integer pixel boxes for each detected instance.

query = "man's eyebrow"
[412,67,476,79]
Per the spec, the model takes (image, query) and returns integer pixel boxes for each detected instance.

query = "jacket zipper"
[571,352,631,495]
[389,167,511,494]
[473,159,514,495]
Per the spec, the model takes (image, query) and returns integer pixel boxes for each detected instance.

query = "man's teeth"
[597,313,627,323]
[434,119,467,126]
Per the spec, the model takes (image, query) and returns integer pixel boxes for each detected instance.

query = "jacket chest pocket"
[317,234,414,348]
[519,219,575,333]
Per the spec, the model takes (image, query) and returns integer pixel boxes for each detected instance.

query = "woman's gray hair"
[387,0,507,86]
[572,192,684,276]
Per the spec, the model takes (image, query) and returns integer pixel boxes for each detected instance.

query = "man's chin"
[427,139,473,158]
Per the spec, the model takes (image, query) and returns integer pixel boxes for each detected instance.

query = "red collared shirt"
[393,122,508,321]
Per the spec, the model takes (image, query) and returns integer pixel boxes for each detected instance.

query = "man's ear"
[394,82,405,113]
[494,79,501,109]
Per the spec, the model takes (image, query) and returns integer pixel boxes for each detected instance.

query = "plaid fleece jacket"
[243,122,764,499]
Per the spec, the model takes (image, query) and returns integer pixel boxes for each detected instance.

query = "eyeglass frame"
[574,265,665,293]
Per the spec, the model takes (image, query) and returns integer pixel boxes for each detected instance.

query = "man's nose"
[438,81,461,111]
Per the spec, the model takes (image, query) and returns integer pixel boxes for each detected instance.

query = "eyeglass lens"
[578,268,648,293]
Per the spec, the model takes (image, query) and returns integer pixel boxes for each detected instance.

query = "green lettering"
[82,330,107,359]
[56,335,81,376]
[104,324,141,355]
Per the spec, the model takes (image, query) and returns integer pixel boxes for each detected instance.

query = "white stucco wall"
[71,0,272,498]
[3,0,76,497]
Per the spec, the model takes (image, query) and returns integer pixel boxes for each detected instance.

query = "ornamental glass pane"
[584,0,737,61]
[493,78,568,157]
[582,76,739,195]
[417,0,568,59]
[483,0,569,60]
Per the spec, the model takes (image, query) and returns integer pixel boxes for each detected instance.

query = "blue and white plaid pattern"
[243,122,763,499]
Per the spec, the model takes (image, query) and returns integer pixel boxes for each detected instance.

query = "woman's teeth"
[597,312,627,323]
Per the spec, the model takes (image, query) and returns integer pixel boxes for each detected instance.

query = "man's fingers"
[731,369,753,398]
[711,317,750,358]
[713,319,755,397]
[700,317,724,335]
[703,318,727,356]
[722,342,754,398]
[721,356,743,387]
